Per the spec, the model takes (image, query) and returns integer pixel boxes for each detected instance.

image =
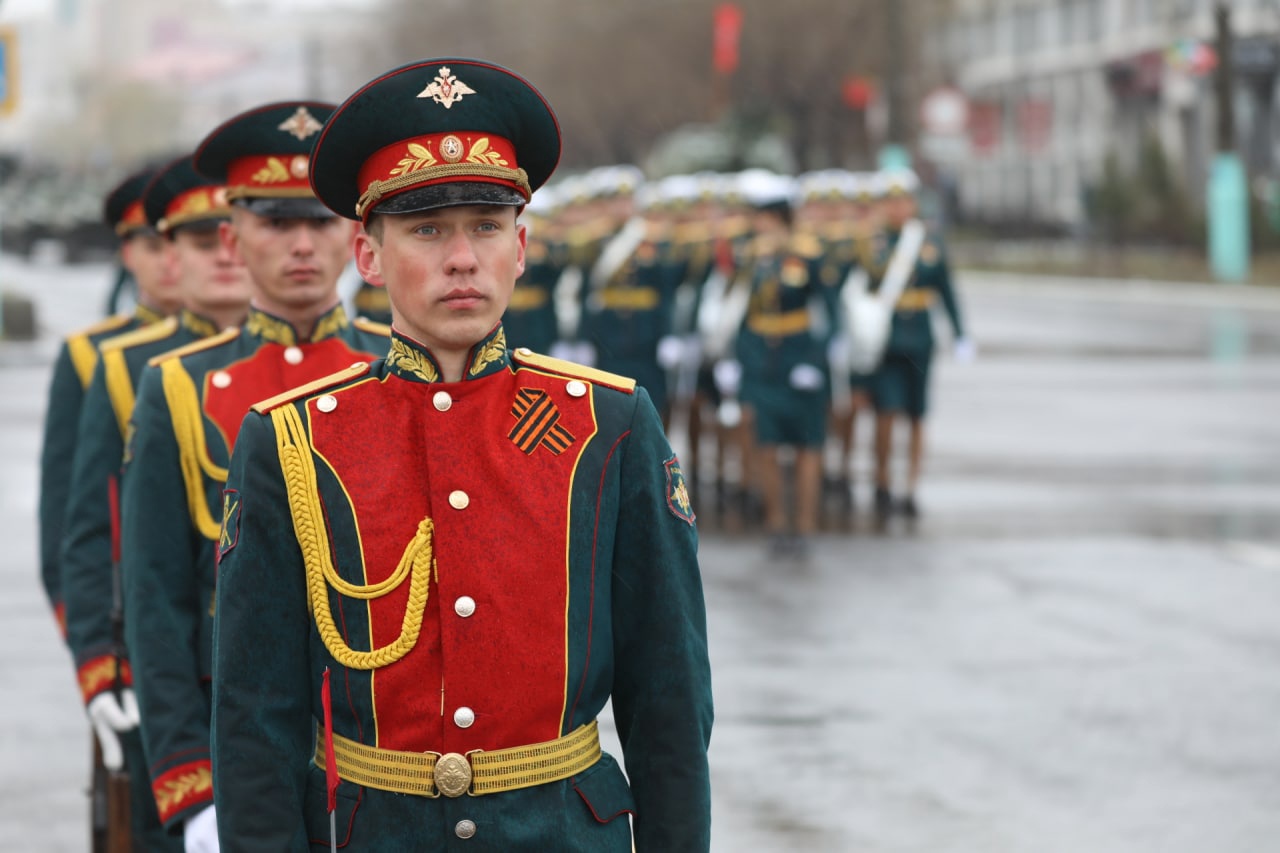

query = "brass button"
[448,490,470,510]
[454,596,476,618]
[453,706,475,728]
[454,819,477,839]
[316,395,337,413]
[433,391,453,412]
[516,347,532,356]
[566,380,587,398]
[211,371,231,389]
[284,346,304,365]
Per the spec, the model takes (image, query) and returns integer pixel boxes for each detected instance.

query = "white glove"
[87,690,139,772]
[656,335,683,370]
[549,340,577,361]
[717,399,743,428]
[184,805,220,853]
[953,337,977,364]
[573,341,597,367]
[788,363,825,392]
[826,335,850,369]
[712,359,742,397]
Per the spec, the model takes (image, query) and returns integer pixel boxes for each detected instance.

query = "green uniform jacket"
[38,305,164,635]
[121,304,388,831]
[580,225,684,414]
[871,227,965,356]
[502,231,565,354]
[62,312,219,705]
[211,326,713,851]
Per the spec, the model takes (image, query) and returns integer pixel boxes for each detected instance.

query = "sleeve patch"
[664,455,696,525]
[218,489,241,562]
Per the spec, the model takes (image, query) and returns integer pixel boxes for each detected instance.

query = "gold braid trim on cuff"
[271,403,433,670]
[160,360,228,541]
[356,164,531,219]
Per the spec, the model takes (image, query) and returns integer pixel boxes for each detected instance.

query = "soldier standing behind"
[60,155,250,852]
[38,168,179,639]
[868,168,973,521]
[120,101,390,850]
[212,57,712,851]
[502,186,564,354]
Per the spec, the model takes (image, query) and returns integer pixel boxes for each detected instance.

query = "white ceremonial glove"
[87,689,140,772]
[712,359,742,397]
[788,363,826,392]
[184,805,220,853]
[656,335,684,370]
[953,337,977,364]
[573,341,597,367]
[549,340,577,362]
[826,334,850,369]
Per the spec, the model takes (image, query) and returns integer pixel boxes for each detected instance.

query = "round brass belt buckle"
[435,752,472,798]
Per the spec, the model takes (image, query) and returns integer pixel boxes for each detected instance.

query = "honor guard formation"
[36,53,968,853]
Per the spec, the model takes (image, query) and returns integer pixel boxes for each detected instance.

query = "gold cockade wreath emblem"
[251,157,293,185]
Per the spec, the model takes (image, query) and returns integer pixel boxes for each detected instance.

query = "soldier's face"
[222,209,354,313]
[355,205,525,359]
[122,231,181,313]
[172,226,252,317]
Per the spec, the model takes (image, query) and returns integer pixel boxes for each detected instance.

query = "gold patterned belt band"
[596,287,660,311]
[355,286,391,312]
[746,308,811,337]
[507,286,551,311]
[895,288,935,311]
[314,720,601,798]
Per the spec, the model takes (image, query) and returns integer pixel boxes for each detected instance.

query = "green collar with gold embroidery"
[179,310,221,339]
[385,325,510,384]
[244,303,350,346]
[135,303,168,325]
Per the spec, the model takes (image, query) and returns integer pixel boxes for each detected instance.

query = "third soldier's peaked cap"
[143,156,232,234]
[104,168,160,237]
[193,101,337,219]
[310,58,561,222]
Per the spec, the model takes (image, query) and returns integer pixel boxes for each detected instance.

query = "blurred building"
[924,0,1280,231]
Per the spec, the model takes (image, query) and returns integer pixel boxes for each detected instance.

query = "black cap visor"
[371,182,526,218]
[233,196,336,219]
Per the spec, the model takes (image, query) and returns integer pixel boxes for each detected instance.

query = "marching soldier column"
[121,101,389,849]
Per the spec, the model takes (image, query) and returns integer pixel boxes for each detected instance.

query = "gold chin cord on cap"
[271,403,436,669]
[355,164,531,219]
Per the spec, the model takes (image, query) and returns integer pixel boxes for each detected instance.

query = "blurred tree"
[371,0,906,172]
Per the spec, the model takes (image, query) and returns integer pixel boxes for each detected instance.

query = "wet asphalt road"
[2,255,1278,852]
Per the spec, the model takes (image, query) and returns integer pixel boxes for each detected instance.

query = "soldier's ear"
[353,229,384,286]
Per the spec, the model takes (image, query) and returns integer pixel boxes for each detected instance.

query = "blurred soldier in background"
[503,185,565,354]
[60,154,249,853]
[723,169,840,556]
[867,168,973,522]
[39,169,179,639]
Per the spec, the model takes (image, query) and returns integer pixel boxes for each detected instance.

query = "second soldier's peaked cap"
[310,58,561,222]
[104,167,160,237]
[143,156,232,234]
[193,101,337,219]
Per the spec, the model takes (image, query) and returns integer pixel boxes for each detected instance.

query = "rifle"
[106,474,132,853]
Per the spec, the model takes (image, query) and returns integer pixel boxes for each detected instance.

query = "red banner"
[713,3,742,74]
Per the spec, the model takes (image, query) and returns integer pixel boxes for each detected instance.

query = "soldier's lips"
[442,290,485,309]
[284,267,320,280]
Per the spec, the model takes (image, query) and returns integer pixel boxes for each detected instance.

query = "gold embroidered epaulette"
[147,327,240,367]
[101,316,180,353]
[352,316,392,336]
[510,348,636,394]
[250,362,372,414]
[67,314,135,387]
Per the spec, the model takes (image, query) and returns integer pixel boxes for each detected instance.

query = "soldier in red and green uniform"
[120,102,390,848]
[212,58,712,852]
[868,168,972,520]
[38,168,179,638]
[60,155,251,851]
[502,186,565,354]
